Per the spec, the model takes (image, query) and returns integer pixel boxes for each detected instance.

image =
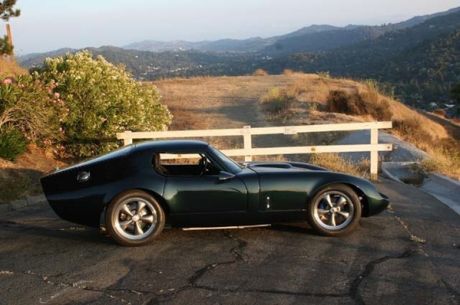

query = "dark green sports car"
[41,140,389,246]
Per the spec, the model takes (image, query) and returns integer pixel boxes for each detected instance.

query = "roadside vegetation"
[258,73,460,179]
[33,51,172,157]
[0,51,172,202]
[309,153,370,178]
[2,67,459,202]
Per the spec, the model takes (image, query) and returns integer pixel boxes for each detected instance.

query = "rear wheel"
[106,190,165,246]
[307,184,361,236]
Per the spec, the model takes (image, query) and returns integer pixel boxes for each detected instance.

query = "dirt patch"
[0,144,66,203]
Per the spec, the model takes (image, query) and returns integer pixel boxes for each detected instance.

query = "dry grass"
[153,73,458,179]
[309,153,370,178]
[420,146,460,178]
[0,57,28,78]
[395,117,460,178]
[259,87,295,120]
[283,69,295,76]
[154,75,292,131]
[256,74,458,178]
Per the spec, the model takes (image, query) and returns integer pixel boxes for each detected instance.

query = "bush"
[317,71,330,79]
[259,87,295,118]
[0,36,13,55]
[253,68,268,76]
[326,90,392,121]
[34,51,172,157]
[0,127,27,161]
[0,75,65,144]
[433,108,446,117]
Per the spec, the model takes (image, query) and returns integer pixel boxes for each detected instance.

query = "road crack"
[349,248,418,305]
[146,231,249,304]
[146,231,354,304]
[393,215,429,255]
[5,269,146,305]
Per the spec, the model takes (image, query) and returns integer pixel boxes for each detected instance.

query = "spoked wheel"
[307,184,361,236]
[107,190,165,246]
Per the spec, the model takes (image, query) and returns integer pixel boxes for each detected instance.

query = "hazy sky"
[4,0,460,54]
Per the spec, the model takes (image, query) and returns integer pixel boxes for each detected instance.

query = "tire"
[106,190,165,246]
[306,184,361,236]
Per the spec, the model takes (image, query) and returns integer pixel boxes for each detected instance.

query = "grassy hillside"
[0,57,28,78]
[280,11,460,105]
[155,73,447,137]
[154,73,459,178]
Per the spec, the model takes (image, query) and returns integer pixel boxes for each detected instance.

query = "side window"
[153,153,221,176]
[159,153,202,166]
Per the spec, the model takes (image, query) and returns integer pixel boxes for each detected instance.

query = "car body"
[41,140,389,246]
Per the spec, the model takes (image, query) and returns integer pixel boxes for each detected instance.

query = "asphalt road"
[0,179,459,305]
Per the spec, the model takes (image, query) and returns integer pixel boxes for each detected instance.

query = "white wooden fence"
[117,121,393,178]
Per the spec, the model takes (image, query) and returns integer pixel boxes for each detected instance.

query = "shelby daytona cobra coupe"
[41,140,389,246]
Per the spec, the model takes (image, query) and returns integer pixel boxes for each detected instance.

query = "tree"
[0,0,20,21]
[0,0,20,55]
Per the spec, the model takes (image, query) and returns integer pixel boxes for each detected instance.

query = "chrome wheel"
[313,191,355,231]
[113,197,158,240]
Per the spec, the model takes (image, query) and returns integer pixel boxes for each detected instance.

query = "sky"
[3,0,460,54]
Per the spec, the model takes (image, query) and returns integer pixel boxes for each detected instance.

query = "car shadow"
[0,219,115,245]
[270,223,316,234]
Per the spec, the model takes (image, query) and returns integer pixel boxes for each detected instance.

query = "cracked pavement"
[0,179,459,305]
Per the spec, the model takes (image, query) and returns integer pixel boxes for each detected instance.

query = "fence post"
[370,128,378,180]
[243,125,252,162]
[123,131,133,146]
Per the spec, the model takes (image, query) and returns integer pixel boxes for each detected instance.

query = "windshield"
[209,146,243,173]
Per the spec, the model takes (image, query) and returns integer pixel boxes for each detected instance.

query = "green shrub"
[34,51,172,157]
[0,75,65,145]
[0,35,13,55]
[0,127,27,161]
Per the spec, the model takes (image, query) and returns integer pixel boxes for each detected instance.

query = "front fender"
[306,172,389,217]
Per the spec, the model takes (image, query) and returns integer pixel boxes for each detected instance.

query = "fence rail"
[117,121,393,178]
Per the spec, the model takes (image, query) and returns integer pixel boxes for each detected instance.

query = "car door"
[159,152,248,214]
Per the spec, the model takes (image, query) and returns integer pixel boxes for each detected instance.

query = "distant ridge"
[17,6,460,108]
[122,6,460,54]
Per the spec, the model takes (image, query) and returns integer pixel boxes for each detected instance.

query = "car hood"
[246,161,327,173]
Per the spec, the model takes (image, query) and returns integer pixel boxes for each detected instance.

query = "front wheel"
[106,190,165,246]
[307,184,361,236]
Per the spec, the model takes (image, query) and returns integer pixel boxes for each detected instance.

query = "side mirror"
[218,171,235,181]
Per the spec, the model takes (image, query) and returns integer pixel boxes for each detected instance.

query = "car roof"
[133,139,210,152]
